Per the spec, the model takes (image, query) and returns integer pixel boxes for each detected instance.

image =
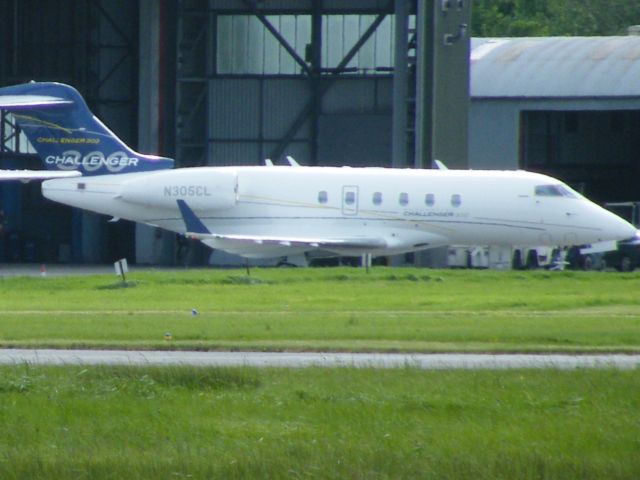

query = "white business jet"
[0,82,635,259]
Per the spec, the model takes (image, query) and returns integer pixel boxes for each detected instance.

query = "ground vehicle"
[605,239,640,271]
[568,239,640,272]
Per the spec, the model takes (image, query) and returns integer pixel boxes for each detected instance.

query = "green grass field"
[1,365,639,479]
[1,268,639,352]
[1,267,639,478]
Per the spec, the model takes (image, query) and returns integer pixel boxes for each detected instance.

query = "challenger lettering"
[404,210,454,218]
[59,137,100,144]
[44,150,139,172]
[37,137,101,144]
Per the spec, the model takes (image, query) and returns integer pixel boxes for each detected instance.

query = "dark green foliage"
[472,0,640,36]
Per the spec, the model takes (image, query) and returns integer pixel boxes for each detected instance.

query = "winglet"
[177,199,211,235]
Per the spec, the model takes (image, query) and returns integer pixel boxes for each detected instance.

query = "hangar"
[469,35,640,205]
[0,0,471,265]
[0,1,638,266]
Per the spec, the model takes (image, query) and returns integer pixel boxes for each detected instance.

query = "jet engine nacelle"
[119,169,237,210]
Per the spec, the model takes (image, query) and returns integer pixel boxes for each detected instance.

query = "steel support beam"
[415,0,470,169]
[415,1,435,169]
[309,0,322,165]
[176,0,210,167]
[269,9,389,162]
[252,12,311,75]
[392,0,410,168]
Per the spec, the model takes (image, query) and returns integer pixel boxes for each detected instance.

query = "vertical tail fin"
[0,82,174,175]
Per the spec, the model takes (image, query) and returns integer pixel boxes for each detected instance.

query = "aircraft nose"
[604,211,637,241]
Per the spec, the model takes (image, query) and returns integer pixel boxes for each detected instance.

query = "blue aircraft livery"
[0,82,174,175]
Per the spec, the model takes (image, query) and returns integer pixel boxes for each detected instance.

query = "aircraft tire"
[618,256,635,272]
[525,249,539,269]
[512,250,524,270]
[583,254,594,271]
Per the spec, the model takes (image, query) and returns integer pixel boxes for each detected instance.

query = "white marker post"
[114,258,128,283]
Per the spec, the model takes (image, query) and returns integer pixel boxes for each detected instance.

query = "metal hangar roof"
[471,36,640,99]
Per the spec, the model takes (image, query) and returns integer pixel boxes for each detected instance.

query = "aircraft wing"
[176,199,386,255]
[0,170,82,181]
[187,232,387,250]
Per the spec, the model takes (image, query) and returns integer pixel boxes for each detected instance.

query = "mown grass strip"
[1,268,639,352]
[0,365,638,479]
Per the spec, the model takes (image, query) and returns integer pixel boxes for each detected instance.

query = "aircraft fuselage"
[41,165,636,259]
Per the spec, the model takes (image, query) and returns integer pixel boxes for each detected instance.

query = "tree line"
[471,0,640,37]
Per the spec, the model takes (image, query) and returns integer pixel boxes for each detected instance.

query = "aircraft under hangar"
[0,82,635,268]
[0,2,639,267]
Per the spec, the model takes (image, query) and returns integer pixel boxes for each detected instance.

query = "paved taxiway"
[0,349,639,369]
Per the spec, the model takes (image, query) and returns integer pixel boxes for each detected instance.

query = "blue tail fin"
[0,82,174,175]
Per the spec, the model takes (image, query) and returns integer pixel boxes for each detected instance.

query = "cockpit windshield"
[534,184,579,199]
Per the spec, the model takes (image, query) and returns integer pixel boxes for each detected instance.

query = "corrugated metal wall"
[208,78,313,165]
[207,76,393,166]
[181,5,397,168]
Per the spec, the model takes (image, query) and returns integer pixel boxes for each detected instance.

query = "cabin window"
[344,191,355,205]
[425,193,435,206]
[399,192,409,206]
[451,194,462,207]
[534,184,576,198]
[318,190,328,204]
[373,192,382,205]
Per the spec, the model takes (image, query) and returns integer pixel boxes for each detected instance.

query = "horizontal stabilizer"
[0,169,82,181]
[0,94,72,109]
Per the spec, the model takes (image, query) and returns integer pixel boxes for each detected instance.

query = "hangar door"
[521,110,640,205]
